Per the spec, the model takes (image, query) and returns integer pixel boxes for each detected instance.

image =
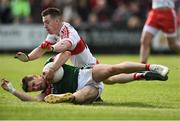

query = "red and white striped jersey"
[42,22,97,67]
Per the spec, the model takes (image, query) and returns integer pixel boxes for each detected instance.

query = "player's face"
[42,15,60,35]
[27,75,46,92]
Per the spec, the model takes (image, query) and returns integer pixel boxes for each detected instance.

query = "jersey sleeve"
[39,34,59,48]
[60,23,80,50]
[44,34,59,44]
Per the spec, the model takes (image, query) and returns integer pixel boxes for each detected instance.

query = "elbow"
[64,51,72,56]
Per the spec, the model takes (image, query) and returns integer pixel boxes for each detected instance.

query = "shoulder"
[46,34,59,43]
[61,22,76,32]
[46,34,59,39]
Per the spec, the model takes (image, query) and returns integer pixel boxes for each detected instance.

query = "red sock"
[145,64,150,71]
[133,73,143,80]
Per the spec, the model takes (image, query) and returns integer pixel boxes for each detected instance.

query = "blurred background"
[0,0,180,54]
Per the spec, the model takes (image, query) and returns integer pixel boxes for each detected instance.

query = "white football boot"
[149,64,169,77]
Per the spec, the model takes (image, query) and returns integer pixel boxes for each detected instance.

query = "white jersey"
[44,22,97,68]
[152,0,174,9]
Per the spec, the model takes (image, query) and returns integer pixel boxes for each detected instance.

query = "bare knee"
[73,86,99,104]
[103,78,116,84]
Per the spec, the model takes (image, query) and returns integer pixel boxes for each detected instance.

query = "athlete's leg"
[165,9,180,53]
[72,86,99,104]
[92,62,169,82]
[167,37,180,53]
[103,73,135,84]
[140,31,154,64]
[139,11,159,64]
[103,71,168,84]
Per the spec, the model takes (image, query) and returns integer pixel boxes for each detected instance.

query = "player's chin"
[48,31,53,34]
[46,29,52,34]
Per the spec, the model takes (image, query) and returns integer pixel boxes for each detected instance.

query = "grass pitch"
[0,54,180,120]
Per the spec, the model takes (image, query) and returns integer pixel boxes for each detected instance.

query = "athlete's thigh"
[92,64,114,81]
[73,86,99,104]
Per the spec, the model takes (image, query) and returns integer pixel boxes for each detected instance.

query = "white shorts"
[77,68,104,98]
[143,25,177,38]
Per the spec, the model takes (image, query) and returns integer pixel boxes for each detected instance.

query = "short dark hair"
[41,7,62,18]
[22,75,34,92]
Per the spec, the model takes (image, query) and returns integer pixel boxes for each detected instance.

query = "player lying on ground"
[1,54,169,104]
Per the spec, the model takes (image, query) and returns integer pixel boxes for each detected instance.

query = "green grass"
[0,54,180,120]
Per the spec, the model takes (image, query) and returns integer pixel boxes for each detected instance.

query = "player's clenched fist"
[14,52,29,62]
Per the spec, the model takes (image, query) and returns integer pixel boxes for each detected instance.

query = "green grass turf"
[0,54,180,120]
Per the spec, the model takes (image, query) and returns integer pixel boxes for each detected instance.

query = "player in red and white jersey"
[140,0,180,64]
[15,8,97,68]
[44,22,97,68]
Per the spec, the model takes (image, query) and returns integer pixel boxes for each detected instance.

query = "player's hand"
[40,41,53,52]
[1,79,16,93]
[1,79,9,91]
[42,69,55,83]
[14,52,29,62]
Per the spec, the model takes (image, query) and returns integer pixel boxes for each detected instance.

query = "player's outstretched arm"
[1,79,44,101]
[27,47,47,61]
[15,47,47,62]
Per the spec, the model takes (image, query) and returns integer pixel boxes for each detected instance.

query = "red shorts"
[145,9,177,34]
